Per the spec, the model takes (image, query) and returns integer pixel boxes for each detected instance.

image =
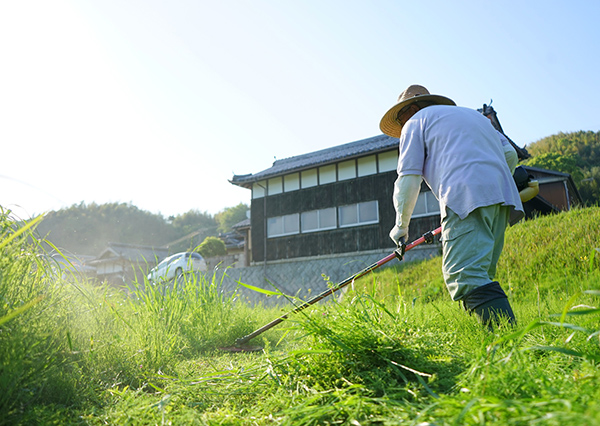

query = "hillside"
[34,202,227,256]
[367,206,600,304]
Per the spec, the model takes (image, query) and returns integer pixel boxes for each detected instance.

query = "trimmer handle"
[394,237,406,260]
[229,226,442,349]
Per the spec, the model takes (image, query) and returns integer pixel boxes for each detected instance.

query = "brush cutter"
[219,226,442,352]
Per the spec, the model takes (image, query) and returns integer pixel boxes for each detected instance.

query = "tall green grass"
[1,206,599,425]
[0,209,279,424]
[0,210,80,417]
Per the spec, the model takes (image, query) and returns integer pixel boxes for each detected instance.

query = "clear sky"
[2,0,599,219]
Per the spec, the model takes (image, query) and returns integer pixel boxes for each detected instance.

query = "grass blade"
[235,280,283,296]
[0,295,44,326]
[0,214,44,250]
[525,345,584,358]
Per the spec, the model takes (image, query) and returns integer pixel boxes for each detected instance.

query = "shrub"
[197,236,226,258]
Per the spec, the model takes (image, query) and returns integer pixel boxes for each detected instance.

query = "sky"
[2,0,599,220]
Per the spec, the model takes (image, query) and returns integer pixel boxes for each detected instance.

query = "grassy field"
[1,206,599,425]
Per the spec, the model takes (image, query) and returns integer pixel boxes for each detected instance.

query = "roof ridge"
[231,134,396,186]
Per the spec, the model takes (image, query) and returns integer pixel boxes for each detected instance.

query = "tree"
[215,203,249,233]
[197,236,226,258]
[579,166,600,206]
[170,210,217,239]
[523,152,583,183]
[33,202,250,257]
[36,202,178,255]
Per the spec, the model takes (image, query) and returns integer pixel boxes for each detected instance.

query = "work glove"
[390,174,421,246]
[392,234,406,260]
[519,180,539,203]
[389,224,407,247]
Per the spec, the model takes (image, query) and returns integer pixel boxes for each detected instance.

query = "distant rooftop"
[230,134,397,189]
[94,242,168,263]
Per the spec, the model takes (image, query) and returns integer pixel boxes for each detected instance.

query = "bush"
[197,236,226,258]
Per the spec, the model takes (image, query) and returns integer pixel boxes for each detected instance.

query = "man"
[379,84,524,328]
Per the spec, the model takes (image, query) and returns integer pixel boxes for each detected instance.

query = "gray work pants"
[441,204,510,301]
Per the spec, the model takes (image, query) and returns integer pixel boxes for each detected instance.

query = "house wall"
[538,181,569,210]
[250,170,442,262]
[96,262,124,275]
[250,171,394,261]
[525,167,581,213]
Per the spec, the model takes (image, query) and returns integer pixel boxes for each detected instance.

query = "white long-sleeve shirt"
[396,105,523,224]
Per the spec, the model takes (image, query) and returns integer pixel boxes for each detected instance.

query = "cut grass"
[1,206,599,425]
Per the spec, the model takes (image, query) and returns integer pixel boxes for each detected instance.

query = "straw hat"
[379,85,456,137]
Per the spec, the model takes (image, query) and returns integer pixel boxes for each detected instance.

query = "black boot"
[462,282,516,330]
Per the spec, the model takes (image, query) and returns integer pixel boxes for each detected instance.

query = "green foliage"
[523,152,582,182]
[215,202,249,233]
[526,130,600,205]
[35,202,250,257]
[579,166,600,206]
[0,207,265,423]
[527,130,600,163]
[35,202,179,255]
[197,235,227,258]
[2,206,600,425]
[170,209,217,238]
[34,202,224,256]
[0,209,84,419]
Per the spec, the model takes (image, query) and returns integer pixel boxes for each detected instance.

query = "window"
[269,202,378,237]
[254,150,401,199]
[252,180,266,199]
[301,169,318,188]
[339,201,379,227]
[338,159,356,181]
[412,191,440,217]
[359,201,378,222]
[267,213,299,237]
[185,252,203,260]
[338,204,357,227]
[378,151,398,172]
[301,208,336,233]
[358,155,377,177]
[268,177,283,195]
[319,164,336,184]
[284,173,300,192]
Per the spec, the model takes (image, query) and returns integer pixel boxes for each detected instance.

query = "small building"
[90,242,168,284]
[229,218,251,266]
[521,166,582,217]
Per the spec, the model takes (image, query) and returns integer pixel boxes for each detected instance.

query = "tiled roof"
[230,134,397,188]
[95,242,168,263]
[232,218,251,229]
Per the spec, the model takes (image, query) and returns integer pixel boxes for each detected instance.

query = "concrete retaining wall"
[202,244,441,306]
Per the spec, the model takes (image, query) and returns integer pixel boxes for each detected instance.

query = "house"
[89,242,168,284]
[50,253,96,280]
[230,134,582,265]
[230,134,438,264]
[227,219,251,266]
[520,166,582,217]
